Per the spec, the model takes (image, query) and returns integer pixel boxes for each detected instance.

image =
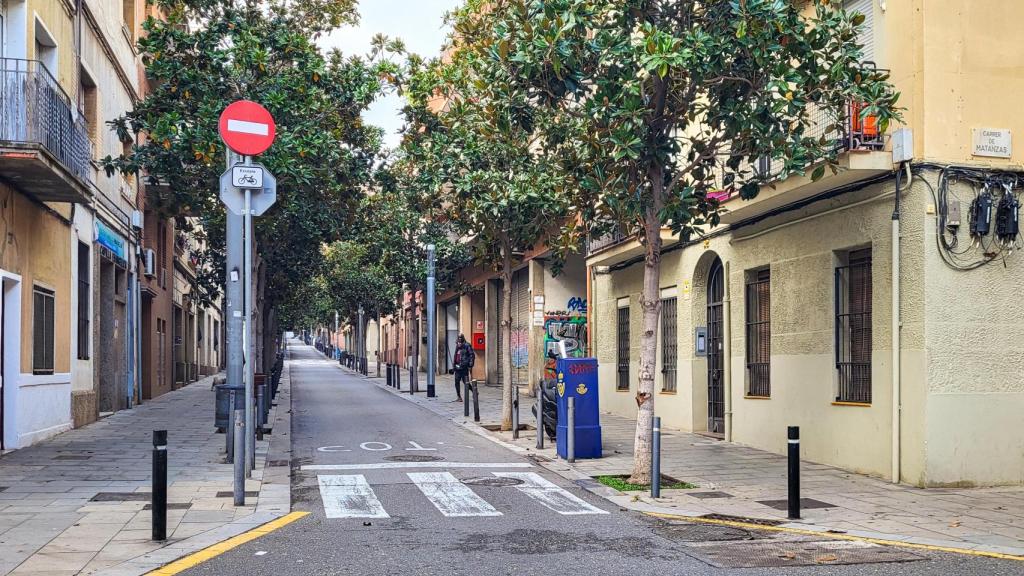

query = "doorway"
[706,257,725,435]
[443,301,458,373]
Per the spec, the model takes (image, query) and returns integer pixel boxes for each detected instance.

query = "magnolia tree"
[475,0,900,482]
[400,11,573,430]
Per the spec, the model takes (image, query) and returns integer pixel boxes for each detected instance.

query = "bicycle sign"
[232,165,264,189]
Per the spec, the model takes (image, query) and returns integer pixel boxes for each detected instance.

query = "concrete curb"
[104,354,296,576]
[368,375,1024,560]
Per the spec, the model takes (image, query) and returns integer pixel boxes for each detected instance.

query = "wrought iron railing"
[586,227,629,255]
[0,58,93,186]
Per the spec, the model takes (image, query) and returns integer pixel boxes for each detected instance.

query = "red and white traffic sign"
[218,100,276,156]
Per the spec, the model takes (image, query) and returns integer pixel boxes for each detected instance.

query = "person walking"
[452,334,475,402]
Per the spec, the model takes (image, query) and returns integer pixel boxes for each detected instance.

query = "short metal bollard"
[788,426,800,519]
[152,430,168,541]
[255,384,265,441]
[567,397,575,463]
[512,386,520,440]
[463,379,470,418]
[386,364,392,387]
[536,389,544,450]
[471,380,480,422]
[651,416,662,498]
[233,410,245,506]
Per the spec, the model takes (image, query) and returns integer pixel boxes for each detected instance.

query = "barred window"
[660,297,677,392]
[616,304,630,391]
[745,269,770,397]
[33,287,55,375]
[835,248,872,403]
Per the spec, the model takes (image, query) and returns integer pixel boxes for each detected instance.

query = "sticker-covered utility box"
[555,357,602,459]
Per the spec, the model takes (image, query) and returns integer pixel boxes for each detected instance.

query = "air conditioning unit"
[131,210,144,231]
[144,248,156,277]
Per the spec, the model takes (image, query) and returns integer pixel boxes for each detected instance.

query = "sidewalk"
[361,367,1024,558]
[0,367,293,576]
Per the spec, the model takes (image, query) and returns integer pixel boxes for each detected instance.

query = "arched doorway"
[706,257,725,434]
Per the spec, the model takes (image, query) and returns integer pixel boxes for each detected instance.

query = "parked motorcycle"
[531,377,559,441]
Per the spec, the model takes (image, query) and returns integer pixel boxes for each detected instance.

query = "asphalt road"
[184,345,1022,576]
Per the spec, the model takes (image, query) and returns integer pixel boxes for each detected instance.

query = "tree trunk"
[376,310,382,378]
[500,237,514,431]
[629,175,665,485]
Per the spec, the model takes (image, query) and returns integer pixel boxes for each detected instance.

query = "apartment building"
[589,0,1024,487]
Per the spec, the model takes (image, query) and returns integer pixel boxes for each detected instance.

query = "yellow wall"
[0,187,73,374]
[28,0,78,95]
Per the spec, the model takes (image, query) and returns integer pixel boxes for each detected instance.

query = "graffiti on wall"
[511,327,530,369]
[567,297,588,314]
[543,313,588,378]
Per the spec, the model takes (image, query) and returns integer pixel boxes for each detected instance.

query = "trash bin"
[555,358,602,459]
[215,384,245,432]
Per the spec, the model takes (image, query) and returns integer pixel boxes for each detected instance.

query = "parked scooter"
[531,351,561,441]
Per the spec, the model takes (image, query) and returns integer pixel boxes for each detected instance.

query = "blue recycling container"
[555,357,602,459]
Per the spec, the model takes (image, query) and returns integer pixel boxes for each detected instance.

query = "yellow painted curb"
[147,511,310,575]
[644,511,1024,562]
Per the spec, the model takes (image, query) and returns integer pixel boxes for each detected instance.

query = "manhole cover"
[688,491,733,499]
[384,455,445,463]
[757,498,836,511]
[54,455,91,460]
[688,539,923,568]
[90,492,150,502]
[462,476,525,487]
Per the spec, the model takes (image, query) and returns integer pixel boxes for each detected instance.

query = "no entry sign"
[218,100,276,156]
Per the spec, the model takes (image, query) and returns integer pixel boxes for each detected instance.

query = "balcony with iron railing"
[0,58,93,203]
[714,97,891,225]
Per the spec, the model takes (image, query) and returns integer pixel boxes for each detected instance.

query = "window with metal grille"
[745,269,771,397]
[835,248,872,403]
[77,242,90,360]
[33,286,55,375]
[616,305,630,391]
[660,297,677,392]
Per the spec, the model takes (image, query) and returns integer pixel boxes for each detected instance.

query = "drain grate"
[384,455,444,463]
[462,476,524,487]
[215,491,258,498]
[701,513,785,527]
[90,492,150,502]
[527,454,552,464]
[757,498,836,511]
[54,455,92,461]
[688,539,923,568]
[658,522,757,543]
[687,491,733,499]
[267,459,290,467]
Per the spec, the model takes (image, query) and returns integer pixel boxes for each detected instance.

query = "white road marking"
[359,442,392,451]
[494,472,608,515]
[317,445,352,452]
[227,118,269,136]
[405,441,436,451]
[317,475,389,519]
[302,462,532,471]
[408,472,501,517]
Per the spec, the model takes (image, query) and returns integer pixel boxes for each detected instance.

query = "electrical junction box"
[947,199,961,228]
[892,128,913,163]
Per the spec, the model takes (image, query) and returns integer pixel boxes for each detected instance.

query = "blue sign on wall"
[95,220,126,261]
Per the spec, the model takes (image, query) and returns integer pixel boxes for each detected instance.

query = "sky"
[318,0,463,150]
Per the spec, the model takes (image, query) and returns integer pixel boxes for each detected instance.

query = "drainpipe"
[891,163,904,484]
[723,260,733,443]
[585,264,593,356]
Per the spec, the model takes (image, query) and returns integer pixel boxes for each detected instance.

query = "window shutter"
[844,0,876,63]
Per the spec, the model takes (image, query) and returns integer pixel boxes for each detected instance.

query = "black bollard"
[464,378,470,418]
[471,380,480,422]
[512,386,520,440]
[152,430,168,541]
[788,426,800,520]
[536,389,544,450]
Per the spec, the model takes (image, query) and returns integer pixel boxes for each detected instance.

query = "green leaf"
[811,165,826,181]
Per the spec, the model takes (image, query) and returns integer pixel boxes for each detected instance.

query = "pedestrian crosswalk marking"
[408,472,503,517]
[302,461,532,471]
[493,472,608,515]
[317,475,389,519]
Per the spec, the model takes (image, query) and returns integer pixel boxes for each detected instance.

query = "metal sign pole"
[224,150,245,498]
[426,244,436,397]
[243,156,255,475]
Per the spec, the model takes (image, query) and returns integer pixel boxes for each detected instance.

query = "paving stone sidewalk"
[356,365,1024,557]
[0,363,293,576]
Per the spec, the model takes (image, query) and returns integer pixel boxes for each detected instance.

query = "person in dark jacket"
[452,334,475,401]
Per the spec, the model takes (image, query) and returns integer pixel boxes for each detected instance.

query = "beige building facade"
[590,0,1024,487]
